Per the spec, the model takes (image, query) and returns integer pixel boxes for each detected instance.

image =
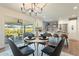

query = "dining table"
[24,36,48,56]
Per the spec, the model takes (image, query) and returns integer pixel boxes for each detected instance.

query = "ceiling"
[0,3,79,21]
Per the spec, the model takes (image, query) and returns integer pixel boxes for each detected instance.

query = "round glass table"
[24,37,48,55]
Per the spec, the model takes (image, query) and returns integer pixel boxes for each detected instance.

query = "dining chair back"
[52,39,65,56]
[8,38,35,56]
[8,38,22,56]
[41,39,65,56]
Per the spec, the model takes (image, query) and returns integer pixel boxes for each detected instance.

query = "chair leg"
[66,39,68,48]
[44,45,45,47]
[41,52,43,56]
[33,53,34,56]
[34,43,36,50]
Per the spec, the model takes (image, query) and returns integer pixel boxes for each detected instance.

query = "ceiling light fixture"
[73,6,78,10]
[21,3,47,16]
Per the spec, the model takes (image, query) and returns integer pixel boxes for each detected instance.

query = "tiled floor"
[0,43,72,56]
[63,39,79,56]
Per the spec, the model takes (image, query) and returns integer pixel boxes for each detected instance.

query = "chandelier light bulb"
[21,3,47,16]
[73,6,78,10]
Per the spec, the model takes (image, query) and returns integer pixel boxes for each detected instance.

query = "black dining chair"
[61,34,69,48]
[47,34,59,48]
[41,39,65,56]
[8,38,35,56]
[24,32,35,46]
[38,33,49,46]
[48,34,69,48]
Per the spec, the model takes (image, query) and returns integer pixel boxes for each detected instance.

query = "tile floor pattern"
[0,43,72,56]
[63,39,79,56]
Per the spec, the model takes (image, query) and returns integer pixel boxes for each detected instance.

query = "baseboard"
[69,38,79,41]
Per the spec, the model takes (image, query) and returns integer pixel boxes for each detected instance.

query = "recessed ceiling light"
[73,6,78,10]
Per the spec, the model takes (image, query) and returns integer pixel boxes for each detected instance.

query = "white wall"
[68,20,77,39]
[0,15,5,49]
[58,19,68,24]
[58,18,79,40]
[76,17,79,39]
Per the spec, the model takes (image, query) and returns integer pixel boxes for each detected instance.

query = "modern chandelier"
[21,3,47,16]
